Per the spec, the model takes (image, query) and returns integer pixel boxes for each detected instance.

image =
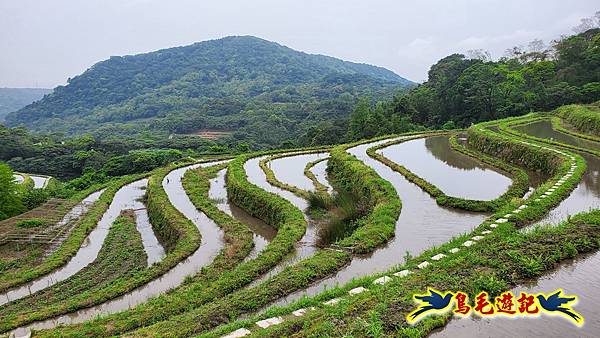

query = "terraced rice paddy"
[2,108,600,338]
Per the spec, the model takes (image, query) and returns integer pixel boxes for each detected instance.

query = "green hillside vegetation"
[0,88,51,121]
[5,36,412,149]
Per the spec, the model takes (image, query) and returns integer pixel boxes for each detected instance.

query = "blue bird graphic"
[537,290,583,324]
[407,288,454,323]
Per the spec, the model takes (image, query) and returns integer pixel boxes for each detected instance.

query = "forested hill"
[5,36,413,147]
[0,88,52,121]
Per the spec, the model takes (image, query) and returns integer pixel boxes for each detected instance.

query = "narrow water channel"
[0,180,148,306]
[269,153,329,192]
[9,161,226,333]
[268,137,488,308]
[243,155,316,286]
[310,159,333,193]
[209,168,276,261]
[515,120,600,226]
[379,136,512,200]
[430,251,600,337]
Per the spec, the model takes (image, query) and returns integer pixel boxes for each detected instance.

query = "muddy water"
[244,155,316,285]
[209,168,276,261]
[515,121,600,226]
[310,159,333,193]
[0,179,149,306]
[10,162,226,333]
[134,209,166,266]
[44,189,106,257]
[430,251,600,338]
[269,137,487,307]
[380,136,512,201]
[12,174,24,184]
[30,175,49,189]
[269,153,329,192]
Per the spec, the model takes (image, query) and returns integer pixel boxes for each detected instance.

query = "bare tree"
[503,46,524,59]
[528,39,546,53]
[466,49,492,61]
[573,11,600,33]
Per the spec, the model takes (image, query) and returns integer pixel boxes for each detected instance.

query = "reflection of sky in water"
[432,252,600,337]
[379,136,512,201]
[517,121,600,227]
[269,153,329,192]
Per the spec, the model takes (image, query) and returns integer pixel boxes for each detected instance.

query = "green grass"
[0,212,147,332]
[555,103,600,137]
[15,218,48,228]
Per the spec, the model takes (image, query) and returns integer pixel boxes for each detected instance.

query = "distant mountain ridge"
[0,88,52,122]
[5,36,413,146]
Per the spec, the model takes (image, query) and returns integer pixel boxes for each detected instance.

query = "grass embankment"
[366,132,529,212]
[555,103,600,137]
[0,174,145,293]
[259,149,331,199]
[208,123,589,337]
[232,210,600,337]
[303,157,330,194]
[34,157,310,337]
[77,144,399,337]
[1,161,213,332]
[0,212,147,332]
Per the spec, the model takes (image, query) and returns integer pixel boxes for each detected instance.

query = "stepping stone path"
[221,142,582,337]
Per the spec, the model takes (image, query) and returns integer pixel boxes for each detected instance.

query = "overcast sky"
[1,0,597,88]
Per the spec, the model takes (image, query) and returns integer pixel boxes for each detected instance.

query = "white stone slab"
[463,240,474,247]
[449,248,460,254]
[324,298,341,306]
[481,230,492,235]
[497,218,508,223]
[223,328,252,338]
[431,254,446,261]
[518,205,528,210]
[393,269,411,278]
[256,317,284,329]
[373,276,392,285]
[349,286,368,295]
[504,213,512,218]
[417,261,430,269]
[472,235,484,241]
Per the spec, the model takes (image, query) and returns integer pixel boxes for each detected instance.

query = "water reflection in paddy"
[379,136,512,201]
[209,168,276,261]
[268,153,329,192]
[430,251,600,338]
[269,137,487,307]
[516,120,600,226]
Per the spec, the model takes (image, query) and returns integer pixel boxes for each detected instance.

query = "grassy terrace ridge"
[221,210,600,337]
[206,120,586,337]
[366,131,529,212]
[259,148,332,199]
[497,114,600,159]
[1,159,215,333]
[552,116,600,144]
[65,140,401,337]
[0,174,143,293]
[303,157,330,194]
[0,212,147,332]
[555,103,600,137]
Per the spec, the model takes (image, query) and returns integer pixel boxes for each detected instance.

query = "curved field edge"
[85,143,403,336]
[367,132,529,212]
[555,103,600,138]
[0,175,143,293]
[213,210,600,337]
[259,148,331,199]
[0,160,211,332]
[206,122,586,337]
[0,212,147,332]
[32,155,309,337]
[303,157,329,194]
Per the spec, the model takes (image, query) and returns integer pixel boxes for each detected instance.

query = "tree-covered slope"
[0,88,52,121]
[5,36,412,146]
